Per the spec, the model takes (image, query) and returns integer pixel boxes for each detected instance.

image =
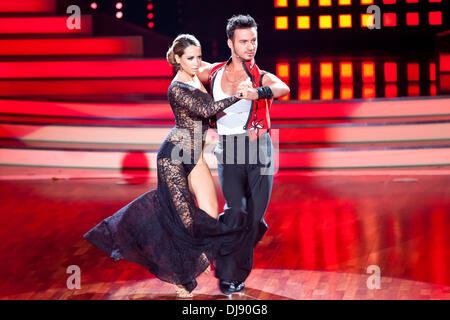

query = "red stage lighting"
[383,13,397,27]
[408,84,420,96]
[338,0,352,5]
[90,2,97,9]
[383,0,396,3]
[339,15,352,28]
[430,63,436,81]
[116,2,123,10]
[406,12,419,26]
[385,84,398,98]
[384,62,397,82]
[320,85,334,100]
[299,86,312,100]
[319,0,332,6]
[362,84,376,99]
[407,63,420,81]
[340,85,354,100]
[276,63,290,79]
[361,0,374,4]
[429,12,442,25]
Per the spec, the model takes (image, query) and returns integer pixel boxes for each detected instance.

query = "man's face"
[228,27,258,61]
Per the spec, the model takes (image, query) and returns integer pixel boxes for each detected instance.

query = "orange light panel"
[384,62,397,82]
[319,0,332,6]
[362,62,375,83]
[275,16,289,30]
[383,13,397,27]
[406,12,419,26]
[299,86,312,100]
[320,62,333,83]
[298,63,312,84]
[361,0,374,4]
[320,86,334,100]
[362,84,376,99]
[276,63,290,78]
[340,85,354,100]
[407,63,419,81]
[429,12,442,25]
[338,0,352,5]
[297,0,310,6]
[340,62,353,83]
[319,15,332,29]
[361,14,375,28]
[339,15,352,28]
[275,0,288,7]
[297,16,311,29]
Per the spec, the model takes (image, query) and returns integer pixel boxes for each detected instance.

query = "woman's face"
[175,45,202,76]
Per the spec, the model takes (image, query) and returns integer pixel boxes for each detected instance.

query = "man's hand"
[236,78,258,100]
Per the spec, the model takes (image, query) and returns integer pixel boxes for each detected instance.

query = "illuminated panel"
[408,84,420,97]
[430,63,436,81]
[385,84,398,98]
[320,85,334,100]
[362,62,375,83]
[384,62,397,82]
[429,12,442,25]
[406,12,419,26]
[361,0,374,4]
[339,15,352,28]
[340,85,354,100]
[430,84,437,96]
[297,0,310,6]
[274,0,288,7]
[275,16,289,30]
[319,15,332,29]
[405,0,418,3]
[338,0,352,5]
[276,63,290,78]
[320,62,333,83]
[339,62,353,83]
[297,16,311,29]
[299,86,312,100]
[407,63,419,81]
[362,84,376,99]
[383,13,397,27]
[276,62,290,100]
[319,0,332,6]
[383,0,396,3]
[298,62,312,84]
[361,14,375,28]
[428,0,442,2]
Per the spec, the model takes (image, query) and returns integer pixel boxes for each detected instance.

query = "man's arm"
[261,72,290,99]
[197,61,219,84]
[239,72,290,100]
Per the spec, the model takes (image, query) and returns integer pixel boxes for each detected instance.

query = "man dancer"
[198,14,290,295]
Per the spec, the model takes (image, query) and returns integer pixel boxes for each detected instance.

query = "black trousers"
[213,131,274,282]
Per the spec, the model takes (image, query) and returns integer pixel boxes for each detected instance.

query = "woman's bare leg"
[188,156,219,219]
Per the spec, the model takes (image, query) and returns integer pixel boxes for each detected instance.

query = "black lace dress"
[83,81,243,293]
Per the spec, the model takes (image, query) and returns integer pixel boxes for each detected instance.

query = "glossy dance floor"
[0,173,449,300]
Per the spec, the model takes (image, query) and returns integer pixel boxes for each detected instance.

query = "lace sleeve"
[169,84,240,118]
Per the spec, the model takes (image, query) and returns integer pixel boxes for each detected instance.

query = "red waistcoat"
[208,57,273,141]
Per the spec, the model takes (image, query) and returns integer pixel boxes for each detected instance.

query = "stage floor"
[0,173,448,300]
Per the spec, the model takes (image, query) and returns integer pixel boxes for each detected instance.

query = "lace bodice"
[165,81,240,155]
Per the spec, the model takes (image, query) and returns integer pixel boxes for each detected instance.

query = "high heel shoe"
[174,284,194,299]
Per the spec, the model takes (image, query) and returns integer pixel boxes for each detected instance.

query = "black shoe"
[219,280,245,295]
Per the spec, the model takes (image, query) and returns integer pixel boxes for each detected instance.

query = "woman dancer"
[83,34,254,298]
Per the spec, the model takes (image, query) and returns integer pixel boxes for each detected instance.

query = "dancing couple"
[83,14,290,298]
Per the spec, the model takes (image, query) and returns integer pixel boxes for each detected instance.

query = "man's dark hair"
[226,14,258,40]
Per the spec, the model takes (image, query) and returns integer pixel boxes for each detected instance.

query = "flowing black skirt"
[83,140,243,292]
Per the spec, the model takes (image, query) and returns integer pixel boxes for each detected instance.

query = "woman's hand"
[236,78,258,100]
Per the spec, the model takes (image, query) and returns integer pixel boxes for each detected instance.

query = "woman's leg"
[188,155,219,219]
